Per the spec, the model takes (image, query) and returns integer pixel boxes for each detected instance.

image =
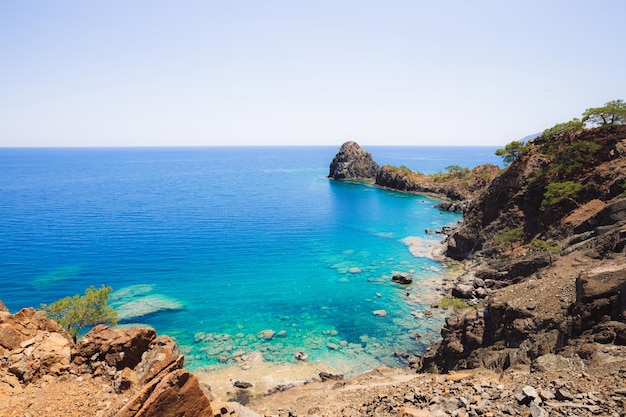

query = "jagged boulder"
[135,335,182,384]
[0,308,73,385]
[115,369,213,417]
[0,305,214,415]
[328,141,379,180]
[73,325,157,372]
[572,263,626,335]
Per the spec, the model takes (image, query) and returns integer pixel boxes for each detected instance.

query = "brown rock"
[74,325,156,371]
[399,407,430,417]
[576,263,626,304]
[135,335,182,384]
[0,323,23,350]
[114,367,139,393]
[115,369,212,417]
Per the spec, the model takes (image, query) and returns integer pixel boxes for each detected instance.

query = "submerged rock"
[392,272,413,285]
[257,330,275,340]
[328,141,380,180]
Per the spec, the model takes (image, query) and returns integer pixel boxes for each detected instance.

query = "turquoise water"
[0,146,499,374]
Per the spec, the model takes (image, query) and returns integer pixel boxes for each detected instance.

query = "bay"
[0,146,500,374]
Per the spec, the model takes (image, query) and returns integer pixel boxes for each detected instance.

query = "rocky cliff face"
[375,164,500,206]
[0,306,213,417]
[328,141,380,180]
[423,125,626,373]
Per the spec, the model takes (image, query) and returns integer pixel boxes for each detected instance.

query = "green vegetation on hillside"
[550,140,602,176]
[496,99,623,166]
[542,118,584,141]
[439,296,475,313]
[540,181,582,211]
[41,285,119,342]
[494,228,524,249]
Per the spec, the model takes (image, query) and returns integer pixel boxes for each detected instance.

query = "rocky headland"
[328,141,380,181]
[4,127,626,416]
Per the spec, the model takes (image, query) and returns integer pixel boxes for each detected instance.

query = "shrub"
[530,239,560,253]
[445,165,470,177]
[542,118,584,140]
[550,140,602,176]
[494,228,524,248]
[41,285,119,342]
[540,181,582,211]
[495,140,529,166]
[439,296,474,313]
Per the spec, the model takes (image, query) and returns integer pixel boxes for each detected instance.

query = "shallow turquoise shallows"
[0,146,500,375]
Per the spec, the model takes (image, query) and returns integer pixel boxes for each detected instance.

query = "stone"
[555,388,574,401]
[398,407,430,417]
[452,284,474,299]
[373,310,387,317]
[328,141,380,180]
[114,367,138,393]
[35,332,72,374]
[257,330,275,340]
[530,402,547,417]
[234,380,253,389]
[0,323,22,350]
[74,325,156,371]
[135,335,182,384]
[115,369,213,417]
[475,287,488,298]
[319,371,343,382]
[522,385,539,400]
[294,351,309,362]
[392,272,413,285]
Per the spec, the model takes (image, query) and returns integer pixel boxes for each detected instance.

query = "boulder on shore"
[328,141,380,180]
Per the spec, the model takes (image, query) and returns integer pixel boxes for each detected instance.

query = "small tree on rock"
[495,140,529,166]
[41,285,119,342]
[582,99,626,127]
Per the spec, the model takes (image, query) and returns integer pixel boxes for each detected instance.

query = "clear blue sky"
[1,1,625,147]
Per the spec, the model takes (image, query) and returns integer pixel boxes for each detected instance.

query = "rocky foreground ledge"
[0,303,214,417]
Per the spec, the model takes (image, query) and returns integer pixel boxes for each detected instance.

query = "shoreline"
[195,234,464,406]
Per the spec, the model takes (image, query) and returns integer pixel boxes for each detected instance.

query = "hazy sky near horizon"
[2,1,625,148]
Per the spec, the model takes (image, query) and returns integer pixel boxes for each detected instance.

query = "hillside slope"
[422,125,626,373]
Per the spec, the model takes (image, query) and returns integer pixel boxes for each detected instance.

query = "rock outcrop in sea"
[328,141,380,180]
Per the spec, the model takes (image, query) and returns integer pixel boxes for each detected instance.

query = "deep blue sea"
[0,146,500,374]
